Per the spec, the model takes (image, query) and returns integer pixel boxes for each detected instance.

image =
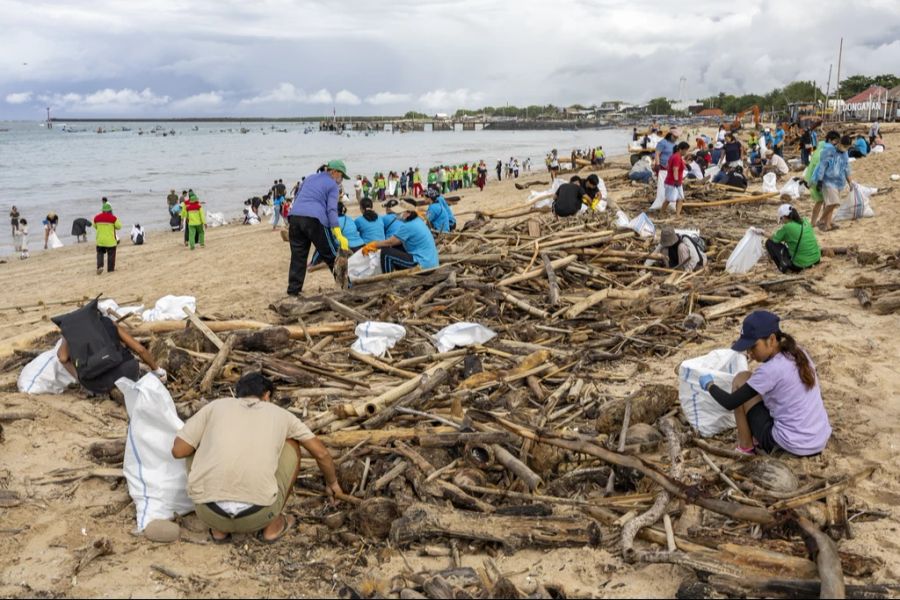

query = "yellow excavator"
[728,105,761,132]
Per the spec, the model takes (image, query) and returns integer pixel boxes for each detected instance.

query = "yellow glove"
[331,227,349,251]
[362,241,379,256]
[582,195,600,211]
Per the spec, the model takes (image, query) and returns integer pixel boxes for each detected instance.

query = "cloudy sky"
[2,0,898,119]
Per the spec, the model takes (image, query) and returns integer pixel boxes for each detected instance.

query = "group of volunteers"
[285,159,456,296]
[166,189,209,248]
[353,162,491,202]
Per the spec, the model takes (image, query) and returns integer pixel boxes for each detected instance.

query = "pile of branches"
[82,213,889,598]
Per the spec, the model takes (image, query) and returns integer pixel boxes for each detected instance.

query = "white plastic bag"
[835,183,876,221]
[779,178,801,200]
[614,210,631,229]
[705,165,720,181]
[47,231,64,249]
[118,374,194,531]
[347,248,382,281]
[762,173,778,193]
[206,212,226,227]
[679,349,748,437]
[351,321,406,357]
[628,212,656,238]
[98,298,144,319]
[433,322,497,353]
[141,295,196,322]
[725,228,765,274]
[17,339,77,395]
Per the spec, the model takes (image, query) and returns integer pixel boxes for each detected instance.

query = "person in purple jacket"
[699,311,831,456]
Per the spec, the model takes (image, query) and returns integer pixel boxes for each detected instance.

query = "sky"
[1,0,899,119]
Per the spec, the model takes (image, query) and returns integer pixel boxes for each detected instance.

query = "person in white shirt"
[764,151,790,179]
[716,125,727,144]
[130,224,145,245]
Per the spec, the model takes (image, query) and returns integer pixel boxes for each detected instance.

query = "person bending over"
[423,186,456,233]
[361,210,438,273]
[699,311,831,456]
[172,372,342,544]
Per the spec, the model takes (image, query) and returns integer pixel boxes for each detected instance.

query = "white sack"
[98,298,144,318]
[725,228,766,274]
[779,178,802,200]
[835,183,876,222]
[433,322,497,353]
[351,321,406,358]
[679,349,748,437]
[141,295,196,322]
[17,339,77,395]
[206,212,226,227]
[628,212,656,238]
[762,173,778,193]
[47,231,64,249]
[614,210,631,229]
[118,374,194,531]
[347,248,382,281]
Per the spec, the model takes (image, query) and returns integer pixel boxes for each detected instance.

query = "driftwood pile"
[2,205,892,598]
[56,213,886,598]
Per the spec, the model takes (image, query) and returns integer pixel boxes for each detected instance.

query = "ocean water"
[0,120,631,255]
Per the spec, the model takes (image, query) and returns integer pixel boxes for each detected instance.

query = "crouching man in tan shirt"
[171,372,342,543]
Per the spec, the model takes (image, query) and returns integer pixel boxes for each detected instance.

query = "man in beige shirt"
[172,372,342,543]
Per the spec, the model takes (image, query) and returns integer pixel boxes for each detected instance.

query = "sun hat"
[777,203,794,219]
[326,159,350,180]
[732,310,781,352]
[659,227,678,248]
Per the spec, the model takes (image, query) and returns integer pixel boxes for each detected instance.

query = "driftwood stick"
[496,255,578,287]
[492,444,543,491]
[541,252,560,307]
[796,516,846,599]
[182,307,225,350]
[349,350,418,379]
[199,335,235,395]
[605,400,632,495]
[621,417,682,561]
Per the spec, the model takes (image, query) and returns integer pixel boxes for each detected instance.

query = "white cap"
[777,203,793,218]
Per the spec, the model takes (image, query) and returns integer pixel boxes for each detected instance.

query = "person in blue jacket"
[812,134,854,232]
[423,186,456,233]
[311,201,364,264]
[354,198,386,243]
[848,134,869,159]
[361,210,439,273]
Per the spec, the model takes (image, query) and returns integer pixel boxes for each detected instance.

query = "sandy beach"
[1,127,899,598]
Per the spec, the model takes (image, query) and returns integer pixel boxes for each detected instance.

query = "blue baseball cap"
[732,310,780,352]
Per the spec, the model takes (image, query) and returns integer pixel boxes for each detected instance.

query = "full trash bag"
[17,339,77,395]
[725,228,766,274]
[679,349,748,437]
[433,323,497,353]
[762,172,778,193]
[351,321,406,357]
[835,183,876,221]
[347,248,382,281]
[117,374,194,532]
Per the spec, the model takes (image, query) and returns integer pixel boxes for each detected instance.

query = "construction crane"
[728,105,760,132]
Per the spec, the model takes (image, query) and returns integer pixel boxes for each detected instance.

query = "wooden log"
[199,335,235,395]
[492,444,543,491]
[497,255,578,287]
[182,307,225,350]
[88,439,125,465]
[0,323,58,360]
[702,576,899,600]
[796,516,845,599]
[459,350,550,390]
[349,350,418,378]
[498,290,550,319]
[559,289,608,319]
[232,327,291,353]
[0,411,37,422]
[873,290,900,315]
[769,467,875,511]
[854,288,873,309]
[317,426,456,448]
[682,192,779,208]
[361,367,451,429]
[132,319,355,338]
[541,252,560,307]
[700,290,768,320]
[390,502,602,551]
[321,296,368,323]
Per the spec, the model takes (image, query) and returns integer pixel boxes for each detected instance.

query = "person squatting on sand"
[700,311,831,457]
[172,372,342,544]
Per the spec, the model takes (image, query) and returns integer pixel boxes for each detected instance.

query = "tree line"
[402,74,897,120]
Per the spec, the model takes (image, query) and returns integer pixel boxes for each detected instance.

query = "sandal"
[209,529,232,544]
[256,514,295,544]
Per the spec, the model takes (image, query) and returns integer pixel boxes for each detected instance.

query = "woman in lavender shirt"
[699,311,832,456]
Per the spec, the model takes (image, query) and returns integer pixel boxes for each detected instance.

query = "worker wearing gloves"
[286,160,352,296]
[361,210,439,273]
[310,201,365,265]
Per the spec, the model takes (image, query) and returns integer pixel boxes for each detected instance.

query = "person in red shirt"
[662,142,691,216]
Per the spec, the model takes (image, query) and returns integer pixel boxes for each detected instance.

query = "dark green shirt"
[772,219,820,267]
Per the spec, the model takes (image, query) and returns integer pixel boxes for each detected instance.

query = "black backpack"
[51,298,124,380]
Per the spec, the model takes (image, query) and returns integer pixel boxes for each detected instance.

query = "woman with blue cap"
[699,311,831,456]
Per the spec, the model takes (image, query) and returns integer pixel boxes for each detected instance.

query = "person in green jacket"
[764,203,821,273]
[93,202,122,274]
[183,195,206,249]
